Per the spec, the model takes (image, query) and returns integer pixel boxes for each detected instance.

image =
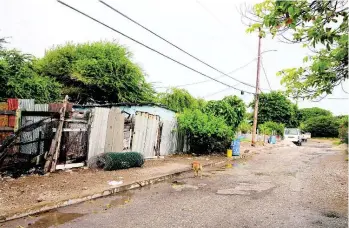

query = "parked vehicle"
[284,128,302,146]
[304,132,311,142]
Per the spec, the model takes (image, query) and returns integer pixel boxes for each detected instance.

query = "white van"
[284,128,302,146]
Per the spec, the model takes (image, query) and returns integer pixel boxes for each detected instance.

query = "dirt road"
[3,140,348,228]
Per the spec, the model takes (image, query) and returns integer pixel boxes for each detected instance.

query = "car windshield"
[285,129,298,135]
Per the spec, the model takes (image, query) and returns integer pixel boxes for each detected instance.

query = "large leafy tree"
[299,107,332,121]
[0,49,62,102]
[302,115,340,137]
[203,95,246,131]
[38,41,155,103]
[246,0,348,99]
[156,88,201,112]
[251,91,299,127]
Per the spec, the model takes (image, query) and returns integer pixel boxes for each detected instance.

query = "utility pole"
[251,29,262,147]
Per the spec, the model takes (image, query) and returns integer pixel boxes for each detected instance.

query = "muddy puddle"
[26,210,84,228]
[107,191,133,208]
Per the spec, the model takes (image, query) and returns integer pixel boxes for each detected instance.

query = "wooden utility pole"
[251,30,262,147]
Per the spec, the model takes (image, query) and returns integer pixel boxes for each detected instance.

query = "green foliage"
[203,95,246,131]
[338,117,348,144]
[38,41,154,103]
[259,121,285,136]
[0,37,6,50]
[299,107,332,121]
[177,109,233,153]
[251,91,299,127]
[238,121,252,134]
[0,49,62,102]
[248,0,348,99]
[157,88,200,112]
[96,152,144,171]
[302,116,340,137]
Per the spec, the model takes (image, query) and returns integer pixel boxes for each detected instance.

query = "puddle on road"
[28,210,84,228]
[107,191,133,208]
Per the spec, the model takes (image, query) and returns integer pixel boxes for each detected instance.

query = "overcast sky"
[1,0,348,115]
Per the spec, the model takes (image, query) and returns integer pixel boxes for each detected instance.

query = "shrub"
[302,116,340,137]
[177,109,233,154]
[259,121,285,136]
[203,95,246,131]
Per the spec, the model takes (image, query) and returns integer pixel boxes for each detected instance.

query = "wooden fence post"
[44,95,68,173]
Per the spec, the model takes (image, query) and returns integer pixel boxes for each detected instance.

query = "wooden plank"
[55,162,84,170]
[64,119,88,123]
[104,107,124,152]
[0,110,16,115]
[0,127,14,132]
[44,95,68,173]
[53,128,87,132]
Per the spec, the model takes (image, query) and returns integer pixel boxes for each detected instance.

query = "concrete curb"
[1,160,227,222]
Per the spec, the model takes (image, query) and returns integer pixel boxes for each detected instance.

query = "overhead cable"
[57,0,255,94]
[99,0,264,90]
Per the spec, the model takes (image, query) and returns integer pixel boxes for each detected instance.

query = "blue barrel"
[270,136,276,144]
[230,139,240,156]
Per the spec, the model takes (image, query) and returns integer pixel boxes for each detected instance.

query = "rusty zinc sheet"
[7,98,18,110]
[88,107,110,160]
[0,102,8,127]
[132,112,160,158]
[104,107,124,152]
[159,119,178,155]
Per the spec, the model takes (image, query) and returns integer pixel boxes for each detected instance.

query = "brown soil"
[0,155,225,218]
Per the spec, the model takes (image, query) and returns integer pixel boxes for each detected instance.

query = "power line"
[202,85,239,98]
[57,0,255,94]
[156,58,257,88]
[260,57,272,91]
[99,0,263,91]
[341,81,349,94]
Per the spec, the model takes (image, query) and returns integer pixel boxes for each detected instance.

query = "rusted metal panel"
[19,99,35,111]
[104,107,124,152]
[88,108,109,159]
[0,103,8,127]
[159,119,178,155]
[7,98,18,110]
[8,116,16,127]
[49,103,73,112]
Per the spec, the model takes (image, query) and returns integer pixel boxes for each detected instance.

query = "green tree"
[0,49,62,102]
[259,121,285,136]
[299,107,332,121]
[302,115,340,137]
[251,91,299,127]
[157,88,200,112]
[247,0,348,99]
[203,95,246,131]
[37,41,154,103]
[177,109,233,153]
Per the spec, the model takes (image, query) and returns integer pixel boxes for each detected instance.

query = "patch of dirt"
[0,155,225,218]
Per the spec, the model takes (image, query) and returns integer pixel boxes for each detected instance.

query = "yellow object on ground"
[227,149,232,157]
